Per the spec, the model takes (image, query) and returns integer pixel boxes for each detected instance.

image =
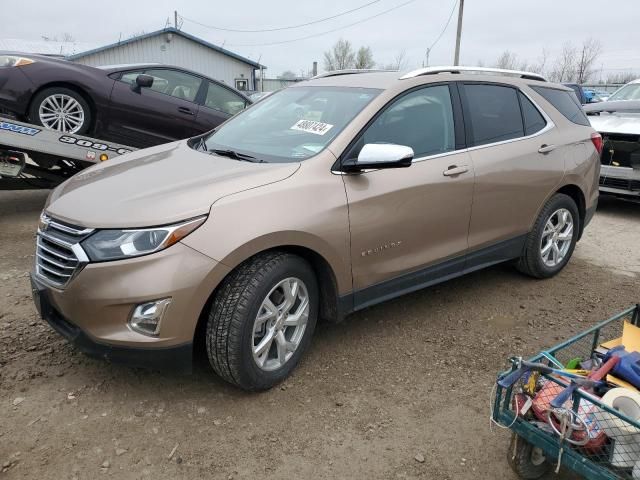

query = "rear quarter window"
[531,86,590,126]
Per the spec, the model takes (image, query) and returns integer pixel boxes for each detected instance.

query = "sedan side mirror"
[343,143,414,172]
[131,74,154,92]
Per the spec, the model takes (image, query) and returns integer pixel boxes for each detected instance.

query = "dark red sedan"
[0,53,251,148]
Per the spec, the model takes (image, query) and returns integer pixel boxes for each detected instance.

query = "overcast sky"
[3,0,639,79]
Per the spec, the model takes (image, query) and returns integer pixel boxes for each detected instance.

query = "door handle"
[442,165,469,176]
[538,144,556,154]
[178,106,194,115]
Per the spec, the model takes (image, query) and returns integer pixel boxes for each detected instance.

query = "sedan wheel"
[29,87,92,135]
[38,94,85,133]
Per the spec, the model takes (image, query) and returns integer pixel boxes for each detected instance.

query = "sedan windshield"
[202,86,381,162]
[608,83,640,101]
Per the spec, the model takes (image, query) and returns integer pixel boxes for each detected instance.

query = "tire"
[28,87,92,134]
[205,251,318,391]
[517,193,580,279]
[507,434,551,479]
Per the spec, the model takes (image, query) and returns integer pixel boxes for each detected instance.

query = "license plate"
[0,150,26,177]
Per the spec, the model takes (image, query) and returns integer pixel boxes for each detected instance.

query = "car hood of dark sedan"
[46,141,300,228]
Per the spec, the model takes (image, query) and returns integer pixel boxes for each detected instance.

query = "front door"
[341,84,475,306]
[106,68,203,148]
[194,80,249,131]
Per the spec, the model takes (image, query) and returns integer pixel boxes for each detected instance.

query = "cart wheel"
[507,433,551,479]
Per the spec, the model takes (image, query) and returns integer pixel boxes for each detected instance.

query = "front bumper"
[31,274,193,372]
[599,165,640,198]
[30,242,231,372]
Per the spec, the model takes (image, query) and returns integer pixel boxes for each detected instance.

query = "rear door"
[106,68,203,147]
[341,83,474,304]
[194,81,249,131]
[460,83,565,255]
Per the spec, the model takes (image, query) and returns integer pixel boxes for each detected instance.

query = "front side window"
[464,84,524,146]
[531,86,590,126]
[205,82,247,116]
[607,83,640,101]
[348,85,455,159]
[119,68,202,102]
[202,86,381,163]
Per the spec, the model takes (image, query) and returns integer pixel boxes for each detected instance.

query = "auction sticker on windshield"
[290,120,333,135]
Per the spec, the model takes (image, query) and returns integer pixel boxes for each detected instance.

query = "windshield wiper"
[208,148,264,163]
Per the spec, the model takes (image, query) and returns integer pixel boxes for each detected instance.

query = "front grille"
[35,215,93,288]
[599,176,640,192]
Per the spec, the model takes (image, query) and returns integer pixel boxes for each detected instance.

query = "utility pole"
[425,48,431,67]
[453,0,464,66]
[174,10,178,29]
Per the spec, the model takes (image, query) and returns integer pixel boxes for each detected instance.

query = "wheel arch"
[28,82,97,130]
[192,244,346,362]
[555,183,586,239]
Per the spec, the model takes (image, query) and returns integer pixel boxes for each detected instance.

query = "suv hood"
[46,141,299,228]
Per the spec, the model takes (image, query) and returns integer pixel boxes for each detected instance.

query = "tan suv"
[31,67,601,390]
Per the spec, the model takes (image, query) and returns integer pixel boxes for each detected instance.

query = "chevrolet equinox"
[31,67,601,390]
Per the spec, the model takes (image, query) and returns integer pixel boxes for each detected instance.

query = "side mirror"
[131,74,154,92]
[343,143,414,172]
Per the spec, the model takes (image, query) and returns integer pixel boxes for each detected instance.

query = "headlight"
[82,216,206,262]
[0,55,35,67]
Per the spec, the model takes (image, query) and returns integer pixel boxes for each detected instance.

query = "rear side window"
[519,92,547,135]
[463,84,524,146]
[531,86,590,126]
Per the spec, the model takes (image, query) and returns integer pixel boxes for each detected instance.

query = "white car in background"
[585,83,640,201]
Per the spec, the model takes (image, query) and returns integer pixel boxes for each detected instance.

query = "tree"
[381,49,409,71]
[549,42,577,83]
[575,38,603,83]
[323,39,356,71]
[494,50,519,70]
[279,70,297,80]
[355,46,375,69]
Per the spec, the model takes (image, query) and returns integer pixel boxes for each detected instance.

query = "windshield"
[608,83,640,101]
[202,86,381,163]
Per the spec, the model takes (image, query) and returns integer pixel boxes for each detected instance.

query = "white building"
[66,28,264,92]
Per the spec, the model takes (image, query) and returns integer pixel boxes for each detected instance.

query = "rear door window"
[531,86,590,126]
[462,84,524,146]
[519,92,547,135]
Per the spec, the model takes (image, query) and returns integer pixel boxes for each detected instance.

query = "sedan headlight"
[82,216,206,262]
[0,55,35,67]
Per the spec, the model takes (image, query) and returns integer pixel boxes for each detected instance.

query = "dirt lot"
[1,190,638,480]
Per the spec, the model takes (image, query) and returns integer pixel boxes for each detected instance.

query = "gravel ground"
[1,191,638,480]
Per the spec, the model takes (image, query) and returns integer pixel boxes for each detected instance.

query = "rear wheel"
[29,87,91,134]
[517,193,580,279]
[205,252,318,391]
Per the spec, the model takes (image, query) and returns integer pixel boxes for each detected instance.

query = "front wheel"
[206,252,318,391]
[29,87,92,134]
[517,193,580,279]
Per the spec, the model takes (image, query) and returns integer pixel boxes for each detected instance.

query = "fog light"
[129,298,171,336]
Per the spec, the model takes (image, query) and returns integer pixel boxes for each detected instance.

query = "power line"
[427,0,458,52]
[180,0,382,33]
[223,0,418,47]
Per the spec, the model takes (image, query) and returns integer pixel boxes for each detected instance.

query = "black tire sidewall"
[529,194,580,277]
[29,87,92,134]
[237,257,319,390]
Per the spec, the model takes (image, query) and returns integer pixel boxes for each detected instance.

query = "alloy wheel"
[540,208,574,267]
[38,94,85,133]
[252,277,309,371]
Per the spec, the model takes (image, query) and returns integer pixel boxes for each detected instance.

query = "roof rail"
[399,66,547,82]
[312,68,395,79]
